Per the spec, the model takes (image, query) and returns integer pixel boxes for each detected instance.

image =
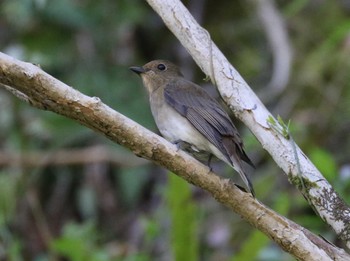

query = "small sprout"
[267,115,291,139]
[277,115,291,139]
[267,115,307,194]
[267,115,277,125]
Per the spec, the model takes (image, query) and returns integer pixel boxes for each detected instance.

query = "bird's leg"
[173,140,213,172]
[206,154,214,172]
[173,139,189,152]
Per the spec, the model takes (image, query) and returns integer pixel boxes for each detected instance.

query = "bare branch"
[0,52,349,260]
[254,0,293,102]
[0,82,48,109]
[145,0,350,249]
[0,146,147,168]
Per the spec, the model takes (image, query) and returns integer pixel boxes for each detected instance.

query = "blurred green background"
[0,0,349,260]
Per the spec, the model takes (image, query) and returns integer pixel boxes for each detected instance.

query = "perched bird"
[130,60,255,196]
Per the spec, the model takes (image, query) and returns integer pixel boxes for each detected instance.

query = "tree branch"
[253,0,293,102]
[0,146,147,168]
[0,52,349,260]
[145,0,350,249]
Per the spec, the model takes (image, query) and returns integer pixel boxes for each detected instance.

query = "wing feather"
[164,79,241,163]
[164,78,255,194]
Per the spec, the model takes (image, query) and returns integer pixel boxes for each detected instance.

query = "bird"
[130,60,255,196]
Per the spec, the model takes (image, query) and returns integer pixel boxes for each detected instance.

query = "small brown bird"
[130,60,255,196]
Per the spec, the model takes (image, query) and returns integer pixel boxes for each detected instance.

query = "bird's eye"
[157,64,167,71]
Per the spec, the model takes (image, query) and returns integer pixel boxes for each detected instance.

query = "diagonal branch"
[0,52,349,260]
[145,0,350,249]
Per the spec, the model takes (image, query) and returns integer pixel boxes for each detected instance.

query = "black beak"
[129,66,146,75]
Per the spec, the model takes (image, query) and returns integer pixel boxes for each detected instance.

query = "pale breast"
[149,88,230,165]
[150,90,210,151]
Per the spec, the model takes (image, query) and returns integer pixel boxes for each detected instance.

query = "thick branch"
[145,0,350,248]
[0,52,349,260]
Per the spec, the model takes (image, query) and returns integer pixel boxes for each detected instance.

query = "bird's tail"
[224,150,255,196]
[236,168,255,197]
[221,138,255,196]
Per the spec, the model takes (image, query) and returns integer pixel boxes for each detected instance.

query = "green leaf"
[309,147,337,182]
[0,172,18,226]
[166,174,199,261]
[233,230,269,261]
[51,221,109,261]
[234,193,290,261]
[118,166,150,207]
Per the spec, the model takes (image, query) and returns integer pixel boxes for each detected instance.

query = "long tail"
[237,169,255,197]
[224,151,255,197]
[221,138,255,197]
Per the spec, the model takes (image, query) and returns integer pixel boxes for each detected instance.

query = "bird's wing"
[164,79,250,164]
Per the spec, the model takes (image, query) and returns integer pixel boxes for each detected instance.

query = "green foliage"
[118,254,151,261]
[283,0,309,17]
[1,0,350,260]
[141,216,161,246]
[233,192,291,261]
[118,166,150,207]
[309,147,337,182]
[234,231,268,261]
[166,174,199,261]
[0,174,23,261]
[0,172,18,226]
[267,115,291,139]
[51,221,109,261]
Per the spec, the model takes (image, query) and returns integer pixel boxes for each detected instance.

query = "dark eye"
[157,64,166,71]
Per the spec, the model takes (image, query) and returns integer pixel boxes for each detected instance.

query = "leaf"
[309,147,338,182]
[166,173,199,261]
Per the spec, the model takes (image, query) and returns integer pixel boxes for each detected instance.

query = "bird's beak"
[129,66,146,75]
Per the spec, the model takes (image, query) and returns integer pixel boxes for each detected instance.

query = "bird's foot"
[173,139,189,152]
[206,154,214,172]
[234,184,256,198]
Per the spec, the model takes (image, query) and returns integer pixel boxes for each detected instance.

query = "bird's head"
[130,60,183,93]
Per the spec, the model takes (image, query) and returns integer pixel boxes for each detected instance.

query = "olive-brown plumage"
[130,60,255,196]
